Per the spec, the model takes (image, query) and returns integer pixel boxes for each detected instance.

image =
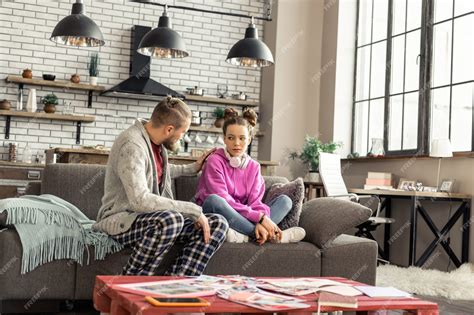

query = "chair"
[318,152,395,261]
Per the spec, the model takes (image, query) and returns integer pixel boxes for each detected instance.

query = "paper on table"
[263,278,349,288]
[355,286,411,298]
[317,285,363,297]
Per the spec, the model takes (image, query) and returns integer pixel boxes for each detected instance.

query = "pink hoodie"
[194,148,270,223]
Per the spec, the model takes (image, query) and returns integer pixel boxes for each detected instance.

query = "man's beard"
[163,137,180,152]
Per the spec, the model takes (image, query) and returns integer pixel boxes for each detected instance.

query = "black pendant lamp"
[50,0,105,47]
[137,5,189,59]
[226,17,274,68]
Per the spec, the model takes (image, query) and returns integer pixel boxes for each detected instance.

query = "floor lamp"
[429,139,453,191]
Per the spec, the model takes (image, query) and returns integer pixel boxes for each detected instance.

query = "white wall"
[0,0,266,161]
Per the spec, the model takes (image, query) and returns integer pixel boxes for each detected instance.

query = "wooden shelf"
[184,94,259,107]
[6,75,105,92]
[0,110,95,122]
[0,110,95,144]
[189,125,263,137]
[6,75,105,108]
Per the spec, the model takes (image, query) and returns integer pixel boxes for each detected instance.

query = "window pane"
[432,21,452,87]
[405,30,420,92]
[403,92,419,149]
[406,0,422,31]
[434,0,453,23]
[452,15,474,83]
[356,46,371,101]
[431,87,451,140]
[369,99,385,142]
[370,41,387,98]
[391,35,405,94]
[389,95,403,151]
[372,0,388,42]
[392,0,406,35]
[451,83,473,151]
[454,0,474,16]
[354,101,369,155]
[358,0,373,46]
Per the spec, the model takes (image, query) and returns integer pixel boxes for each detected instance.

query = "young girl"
[194,108,305,244]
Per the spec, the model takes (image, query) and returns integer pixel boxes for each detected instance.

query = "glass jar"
[368,138,385,157]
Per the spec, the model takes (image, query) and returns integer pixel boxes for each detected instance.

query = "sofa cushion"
[299,197,372,248]
[41,164,106,219]
[321,234,377,285]
[264,177,305,229]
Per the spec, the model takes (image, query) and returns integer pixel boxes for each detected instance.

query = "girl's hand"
[255,224,269,245]
[260,215,277,239]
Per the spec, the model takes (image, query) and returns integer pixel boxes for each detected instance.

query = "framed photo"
[439,179,455,192]
[399,179,416,191]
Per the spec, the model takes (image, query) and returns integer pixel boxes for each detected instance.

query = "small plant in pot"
[41,93,59,114]
[213,107,225,128]
[88,53,99,85]
[289,135,342,182]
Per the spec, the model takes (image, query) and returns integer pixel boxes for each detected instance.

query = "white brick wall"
[0,0,267,161]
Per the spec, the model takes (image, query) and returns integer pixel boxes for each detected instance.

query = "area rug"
[376,263,474,300]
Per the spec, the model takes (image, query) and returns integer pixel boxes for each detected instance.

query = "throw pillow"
[299,198,372,248]
[264,177,305,230]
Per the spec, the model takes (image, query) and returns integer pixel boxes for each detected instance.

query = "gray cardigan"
[93,119,202,235]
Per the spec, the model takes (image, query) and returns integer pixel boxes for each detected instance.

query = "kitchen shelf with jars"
[5,75,105,108]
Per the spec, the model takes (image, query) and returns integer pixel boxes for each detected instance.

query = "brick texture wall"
[0,0,266,162]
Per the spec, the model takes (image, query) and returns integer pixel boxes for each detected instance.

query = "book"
[365,178,392,186]
[318,292,358,308]
[257,279,359,297]
[364,184,394,190]
[355,286,411,298]
[367,172,392,179]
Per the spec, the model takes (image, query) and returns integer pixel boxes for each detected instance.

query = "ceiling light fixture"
[226,17,274,68]
[137,5,189,58]
[50,0,105,47]
[131,1,274,67]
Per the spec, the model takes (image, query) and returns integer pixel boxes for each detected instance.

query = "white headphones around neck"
[224,149,249,169]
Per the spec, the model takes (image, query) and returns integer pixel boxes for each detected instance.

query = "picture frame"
[398,179,416,191]
[439,179,455,192]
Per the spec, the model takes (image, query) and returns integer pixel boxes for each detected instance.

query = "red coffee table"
[93,276,439,315]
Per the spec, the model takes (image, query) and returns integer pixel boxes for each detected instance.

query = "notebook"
[318,292,358,308]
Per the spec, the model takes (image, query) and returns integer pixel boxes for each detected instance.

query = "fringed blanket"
[0,194,123,274]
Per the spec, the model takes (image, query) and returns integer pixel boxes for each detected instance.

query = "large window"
[353,0,473,156]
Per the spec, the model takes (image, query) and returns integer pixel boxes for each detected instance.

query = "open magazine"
[217,286,311,311]
[112,275,237,297]
[256,278,360,296]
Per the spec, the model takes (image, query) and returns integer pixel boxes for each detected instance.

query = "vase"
[214,118,224,128]
[304,171,321,183]
[89,76,98,85]
[43,103,56,113]
[26,88,37,112]
[368,138,385,157]
[22,69,33,79]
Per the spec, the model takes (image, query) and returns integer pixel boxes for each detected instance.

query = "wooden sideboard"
[45,147,279,176]
[0,161,43,198]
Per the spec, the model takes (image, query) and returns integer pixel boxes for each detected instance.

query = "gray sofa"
[0,163,377,314]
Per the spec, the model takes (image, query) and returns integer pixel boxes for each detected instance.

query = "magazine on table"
[217,286,311,311]
[256,278,355,296]
[112,275,237,297]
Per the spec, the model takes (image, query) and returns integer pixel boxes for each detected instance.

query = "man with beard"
[93,97,228,276]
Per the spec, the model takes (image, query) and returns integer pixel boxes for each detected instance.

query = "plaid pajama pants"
[112,210,228,276]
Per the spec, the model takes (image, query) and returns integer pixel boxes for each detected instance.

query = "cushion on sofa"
[264,177,305,229]
[299,197,372,248]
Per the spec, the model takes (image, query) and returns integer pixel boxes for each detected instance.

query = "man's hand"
[194,213,210,244]
[255,224,269,245]
[194,148,216,172]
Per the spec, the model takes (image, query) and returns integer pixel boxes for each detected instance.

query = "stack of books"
[364,172,393,190]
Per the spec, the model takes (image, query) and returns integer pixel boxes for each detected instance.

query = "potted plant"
[289,135,342,182]
[213,107,225,128]
[41,93,59,113]
[88,53,99,85]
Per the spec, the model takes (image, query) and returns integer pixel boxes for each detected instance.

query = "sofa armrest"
[299,197,372,248]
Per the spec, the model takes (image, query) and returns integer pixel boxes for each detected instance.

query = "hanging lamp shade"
[226,19,274,68]
[50,0,104,47]
[137,7,189,59]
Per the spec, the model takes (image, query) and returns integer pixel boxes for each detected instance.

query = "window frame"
[351,0,474,156]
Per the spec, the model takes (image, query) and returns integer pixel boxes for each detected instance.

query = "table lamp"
[429,139,453,191]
